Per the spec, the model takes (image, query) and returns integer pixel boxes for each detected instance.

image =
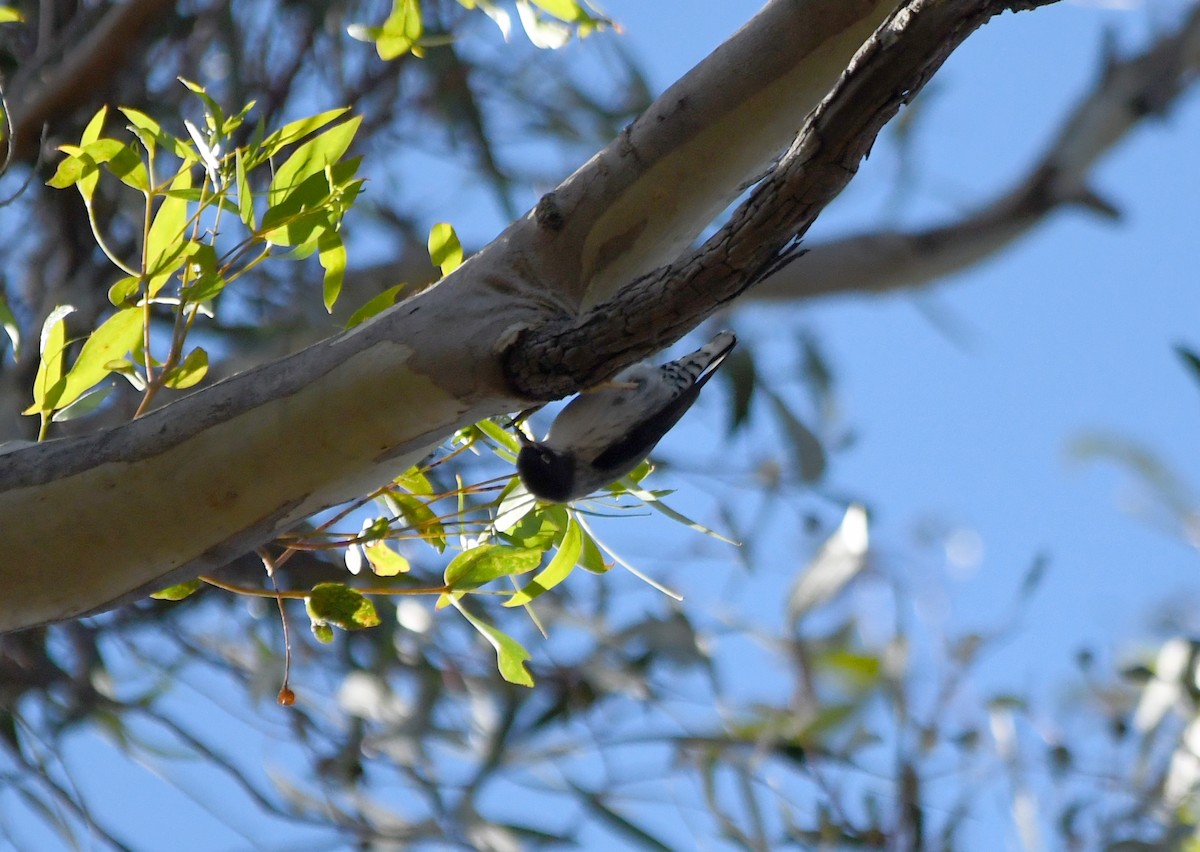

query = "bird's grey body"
[517,331,736,502]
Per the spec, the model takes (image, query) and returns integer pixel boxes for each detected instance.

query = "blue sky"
[607,0,1200,673]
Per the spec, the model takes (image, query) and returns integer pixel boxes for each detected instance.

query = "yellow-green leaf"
[350,0,424,60]
[530,0,587,22]
[51,308,143,411]
[81,106,107,146]
[363,542,410,577]
[50,383,114,422]
[0,7,25,24]
[108,276,142,307]
[444,544,541,592]
[234,148,255,228]
[318,231,346,312]
[345,284,405,329]
[145,171,193,297]
[504,516,582,607]
[24,306,73,414]
[151,580,202,601]
[268,116,362,206]
[428,221,463,277]
[390,492,447,552]
[305,582,381,630]
[577,525,611,574]
[251,108,350,165]
[455,604,534,687]
[162,347,209,389]
[475,417,520,455]
[393,466,434,496]
[120,108,195,161]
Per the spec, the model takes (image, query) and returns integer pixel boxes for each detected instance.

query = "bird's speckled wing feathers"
[545,332,736,473]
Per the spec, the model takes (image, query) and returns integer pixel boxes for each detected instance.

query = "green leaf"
[51,383,113,422]
[722,346,756,434]
[390,492,447,552]
[1176,345,1200,388]
[234,149,256,229]
[454,604,534,687]
[764,387,826,482]
[305,582,381,630]
[504,517,582,607]
[268,116,362,207]
[500,503,566,550]
[179,243,224,303]
[363,541,410,577]
[150,579,202,601]
[108,276,142,307]
[81,106,107,146]
[623,482,738,545]
[179,272,226,305]
[393,466,434,496]
[0,295,19,356]
[24,306,73,414]
[516,0,570,48]
[318,231,346,312]
[475,417,521,455]
[145,171,194,297]
[494,480,537,532]
[105,359,147,392]
[815,648,882,689]
[179,78,226,136]
[250,108,350,166]
[311,621,335,643]
[350,0,424,60]
[162,347,209,389]
[48,137,131,201]
[51,308,143,412]
[530,0,591,23]
[0,7,25,23]
[260,158,360,247]
[444,544,542,592]
[345,284,405,329]
[428,222,463,277]
[74,109,110,201]
[577,525,610,573]
[106,143,149,192]
[120,108,195,161]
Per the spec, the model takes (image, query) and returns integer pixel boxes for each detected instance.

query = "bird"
[516,331,737,503]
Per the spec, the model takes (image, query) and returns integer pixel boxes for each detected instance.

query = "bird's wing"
[590,337,735,473]
[589,379,706,473]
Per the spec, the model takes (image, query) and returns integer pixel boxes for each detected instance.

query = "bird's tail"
[672,330,737,388]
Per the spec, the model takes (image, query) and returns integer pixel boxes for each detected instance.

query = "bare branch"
[505,0,1062,398]
[2,0,174,163]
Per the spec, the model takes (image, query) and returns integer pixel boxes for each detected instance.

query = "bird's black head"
[516,443,576,503]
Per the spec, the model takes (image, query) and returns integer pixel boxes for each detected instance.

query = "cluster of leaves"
[17,9,688,697]
[180,409,725,690]
[351,0,610,59]
[27,73,822,688]
[27,83,363,436]
[32,87,719,694]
